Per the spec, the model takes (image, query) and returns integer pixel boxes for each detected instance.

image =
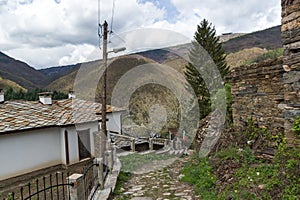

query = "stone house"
[0,92,124,181]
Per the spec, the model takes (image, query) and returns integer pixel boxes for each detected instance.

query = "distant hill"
[0,76,26,92]
[0,25,283,136]
[47,55,153,97]
[136,43,191,64]
[223,25,282,53]
[0,25,282,92]
[46,44,192,94]
[219,33,246,43]
[39,64,80,84]
[226,47,268,68]
[0,52,48,89]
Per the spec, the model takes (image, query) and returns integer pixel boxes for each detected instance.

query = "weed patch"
[119,153,174,172]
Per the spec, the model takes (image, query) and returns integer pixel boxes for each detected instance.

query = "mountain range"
[0,25,282,92]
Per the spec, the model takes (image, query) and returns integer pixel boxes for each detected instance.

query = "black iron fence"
[3,131,118,200]
[83,163,99,200]
[3,162,107,200]
[4,172,72,200]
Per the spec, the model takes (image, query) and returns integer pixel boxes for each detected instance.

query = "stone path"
[113,151,200,200]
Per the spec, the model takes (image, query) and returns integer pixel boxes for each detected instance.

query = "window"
[77,129,91,160]
[64,130,70,165]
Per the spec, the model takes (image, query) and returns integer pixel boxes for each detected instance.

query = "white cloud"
[0,0,281,69]
[171,0,281,34]
[58,44,97,66]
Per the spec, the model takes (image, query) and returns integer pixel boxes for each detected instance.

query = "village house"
[0,91,124,181]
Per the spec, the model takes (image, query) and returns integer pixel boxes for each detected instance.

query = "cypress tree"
[185,19,229,119]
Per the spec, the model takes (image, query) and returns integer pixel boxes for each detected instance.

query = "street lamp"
[101,21,126,139]
[110,47,126,54]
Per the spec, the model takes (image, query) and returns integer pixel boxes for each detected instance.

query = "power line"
[98,0,126,46]
[108,0,116,43]
[110,0,116,34]
[98,0,101,28]
[98,0,102,49]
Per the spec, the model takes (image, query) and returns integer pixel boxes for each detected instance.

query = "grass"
[213,146,240,161]
[112,171,131,199]
[226,47,268,68]
[181,144,300,200]
[181,154,217,199]
[244,48,283,65]
[119,153,174,172]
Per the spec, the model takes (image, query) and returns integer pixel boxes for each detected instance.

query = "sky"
[0,0,281,69]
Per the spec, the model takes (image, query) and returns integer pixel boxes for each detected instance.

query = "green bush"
[181,121,300,199]
[4,193,14,200]
[292,116,300,136]
[249,48,283,64]
[213,146,240,161]
[4,87,68,101]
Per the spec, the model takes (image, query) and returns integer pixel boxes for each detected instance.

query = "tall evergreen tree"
[185,19,229,119]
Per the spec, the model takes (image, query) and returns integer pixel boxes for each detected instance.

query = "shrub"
[250,48,283,63]
[291,116,300,137]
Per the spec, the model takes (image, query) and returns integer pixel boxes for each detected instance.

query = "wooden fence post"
[130,138,135,152]
[105,150,113,173]
[164,139,168,149]
[149,138,153,150]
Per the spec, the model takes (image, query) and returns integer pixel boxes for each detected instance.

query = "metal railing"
[5,172,72,200]
[83,163,99,200]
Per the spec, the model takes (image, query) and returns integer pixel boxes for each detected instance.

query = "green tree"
[185,19,229,119]
[4,87,68,101]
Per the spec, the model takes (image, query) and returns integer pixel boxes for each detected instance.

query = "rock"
[124,191,134,195]
[175,192,186,196]
[226,195,233,200]
[178,174,185,179]
[258,184,265,190]
[130,186,143,192]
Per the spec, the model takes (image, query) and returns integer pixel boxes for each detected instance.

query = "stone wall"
[229,1,300,143]
[282,0,300,142]
[230,58,285,135]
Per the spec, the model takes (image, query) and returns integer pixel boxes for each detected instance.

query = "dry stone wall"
[229,59,285,135]
[282,0,300,142]
[229,0,300,143]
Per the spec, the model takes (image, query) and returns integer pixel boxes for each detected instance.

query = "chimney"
[0,89,4,103]
[39,92,52,105]
[68,90,76,99]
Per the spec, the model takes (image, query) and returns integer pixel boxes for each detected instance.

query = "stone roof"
[0,98,124,134]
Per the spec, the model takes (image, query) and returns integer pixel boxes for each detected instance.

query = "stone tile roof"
[0,98,123,134]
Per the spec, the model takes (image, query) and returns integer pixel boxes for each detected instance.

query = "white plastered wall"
[106,112,122,133]
[0,127,62,180]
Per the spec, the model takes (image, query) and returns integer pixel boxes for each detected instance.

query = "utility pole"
[100,20,125,138]
[101,21,108,137]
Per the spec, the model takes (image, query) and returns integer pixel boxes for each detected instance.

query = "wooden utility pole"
[101,21,108,137]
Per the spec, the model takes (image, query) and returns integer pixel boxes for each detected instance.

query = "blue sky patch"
[138,0,180,23]
[19,0,33,5]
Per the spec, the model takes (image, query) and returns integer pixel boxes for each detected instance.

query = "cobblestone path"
[113,152,200,200]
